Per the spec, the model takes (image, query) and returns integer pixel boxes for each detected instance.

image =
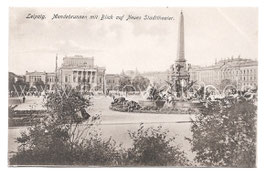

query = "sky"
[9,7,258,75]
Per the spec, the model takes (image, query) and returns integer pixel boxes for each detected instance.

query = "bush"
[9,90,123,166]
[110,97,141,112]
[187,97,257,167]
[124,124,190,166]
[9,127,124,166]
[10,90,191,166]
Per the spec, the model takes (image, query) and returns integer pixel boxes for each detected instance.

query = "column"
[90,71,93,83]
[94,71,97,86]
[85,71,88,83]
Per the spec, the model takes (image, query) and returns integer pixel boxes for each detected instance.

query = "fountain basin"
[170,100,204,109]
[138,100,166,109]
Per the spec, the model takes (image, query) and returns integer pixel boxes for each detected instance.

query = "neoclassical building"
[167,11,258,90]
[189,57,258,89]
[25,55,106,92]
[58,55,106,91]
[25,71,47,86]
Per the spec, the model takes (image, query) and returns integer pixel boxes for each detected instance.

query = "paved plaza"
[9,96,195,160]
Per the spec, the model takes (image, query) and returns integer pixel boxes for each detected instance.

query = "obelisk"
[174,11,189,87]
[177,11,185,62]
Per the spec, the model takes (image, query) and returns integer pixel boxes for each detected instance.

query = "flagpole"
[55,54,58,93]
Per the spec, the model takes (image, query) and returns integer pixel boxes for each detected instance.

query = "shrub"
[10,90,191,167]
[9,90,123,166]
[187,97,257,167]
[125,124,190,166]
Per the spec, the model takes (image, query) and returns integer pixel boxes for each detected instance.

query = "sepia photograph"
[8,7,258,167]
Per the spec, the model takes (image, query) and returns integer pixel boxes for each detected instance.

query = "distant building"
[189,57,258,89]
[25,71,46,86]
[9,72,25,82]
[167,11,258,90]
[142,71,168,85]
[46,72,56,90]
[120,68,140,78]
[105,74,120,90]
[25,55,106,92]
[25,71,56,90]
[106,69,168,90]
[59,55,106,92]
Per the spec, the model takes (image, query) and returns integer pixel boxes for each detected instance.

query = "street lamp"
[83,62,87,93]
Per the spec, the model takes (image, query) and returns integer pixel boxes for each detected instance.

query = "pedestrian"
[22,96,26,103]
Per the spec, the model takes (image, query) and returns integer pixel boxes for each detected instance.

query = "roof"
[190,58,257,71]
[25,71,46,75]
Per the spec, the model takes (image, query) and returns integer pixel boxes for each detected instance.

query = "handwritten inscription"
[26,13,46,20]
[25,13,175,21]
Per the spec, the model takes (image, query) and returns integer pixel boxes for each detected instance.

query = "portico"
[59,55,105,92]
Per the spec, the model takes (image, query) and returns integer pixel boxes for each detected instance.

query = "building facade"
[25,55,106,92]
[9,72,25,83]
[25,71,47,86]
[25,71,56,90]
[59,55,106,92]
[46,72,56,90]
[142,71,168,85]
[105,74,120,90]
[167,11,258,90]
[189,57,258,89]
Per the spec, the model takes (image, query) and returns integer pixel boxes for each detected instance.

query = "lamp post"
[83,62,87,93]
[55,54,58,93]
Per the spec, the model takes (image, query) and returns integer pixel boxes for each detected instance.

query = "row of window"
[241,76,257,81]
[223,68,256,75]
[73,71,96,75]
[241,83,257,87]
[72,76,95,83]
[47,77,55,82]
[107,80,118,84]
[29,76,43,82]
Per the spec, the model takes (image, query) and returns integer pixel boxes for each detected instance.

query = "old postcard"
[8,7,258,167]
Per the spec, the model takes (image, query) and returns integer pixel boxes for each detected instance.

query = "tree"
[125,124,191,166]
[34,80,45,91]
[9,90,122,165]
[15,79,30,92]
[187,97,256,167]
[132,75,150,91]
[9,76,15,92]
[219,79,237,92]
[119,75,132,91]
